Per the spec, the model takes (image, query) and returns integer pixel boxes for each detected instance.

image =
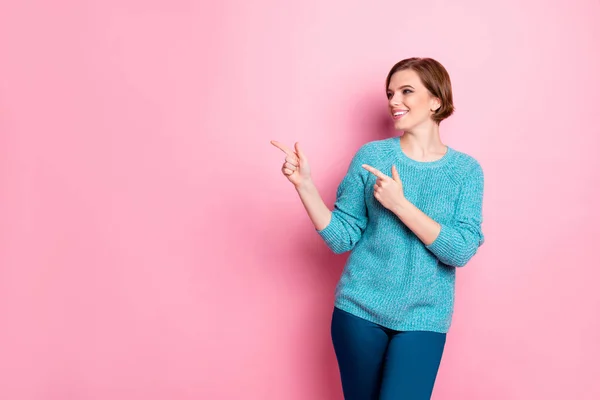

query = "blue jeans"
[331,307,447,400]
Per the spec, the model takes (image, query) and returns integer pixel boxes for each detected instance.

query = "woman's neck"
[399,125,447,161]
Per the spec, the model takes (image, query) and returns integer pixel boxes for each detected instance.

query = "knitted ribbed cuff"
[425,223,454,262]
[316,216,345,254]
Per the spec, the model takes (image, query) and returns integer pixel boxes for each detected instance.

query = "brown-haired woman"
[272,57,485,399]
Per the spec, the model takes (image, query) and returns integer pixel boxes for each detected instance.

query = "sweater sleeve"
[316,146,369,254]
[426,161,485,267]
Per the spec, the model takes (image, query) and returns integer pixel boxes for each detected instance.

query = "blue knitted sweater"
[317,137,485,333]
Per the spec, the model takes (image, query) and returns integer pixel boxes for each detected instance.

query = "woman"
[271,57,485,399]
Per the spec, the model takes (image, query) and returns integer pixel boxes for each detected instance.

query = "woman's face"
[386,69,440,131]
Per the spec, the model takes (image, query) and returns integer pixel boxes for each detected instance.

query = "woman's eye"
[403,89,413,94]
[386,92,393,99]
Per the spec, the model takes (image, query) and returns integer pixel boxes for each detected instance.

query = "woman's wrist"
[391,197,411,218]
[294,178,315,192]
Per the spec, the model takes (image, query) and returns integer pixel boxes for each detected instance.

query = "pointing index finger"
[362,164,388,180]
[270,140,294,157]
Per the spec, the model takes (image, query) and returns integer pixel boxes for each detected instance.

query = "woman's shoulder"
[448,146,483,172]
[353,137,396,159]
[446,147,484,186]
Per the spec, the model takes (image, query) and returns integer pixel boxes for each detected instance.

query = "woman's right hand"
[270,140,312,188]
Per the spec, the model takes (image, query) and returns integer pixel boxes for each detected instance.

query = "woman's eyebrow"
[388,85,415,91]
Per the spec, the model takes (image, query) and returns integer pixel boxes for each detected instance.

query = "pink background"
[1,1,599,399]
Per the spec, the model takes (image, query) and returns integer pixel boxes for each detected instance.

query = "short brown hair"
[385,57,455,124]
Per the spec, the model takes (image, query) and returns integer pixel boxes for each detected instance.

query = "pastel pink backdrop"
[1,1,599,399]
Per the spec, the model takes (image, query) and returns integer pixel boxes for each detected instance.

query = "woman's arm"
[315,156,370,254]
[362,162,485,267]
[422,163,485,267]
[390,199,441,246]
[272,140,370,254]
[271,140,332,230]
[294,179,332,231]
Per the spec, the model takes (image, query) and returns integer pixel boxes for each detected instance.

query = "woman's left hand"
[362,164,406,212]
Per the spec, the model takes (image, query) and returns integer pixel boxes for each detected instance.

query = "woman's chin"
[393,120,408,131]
